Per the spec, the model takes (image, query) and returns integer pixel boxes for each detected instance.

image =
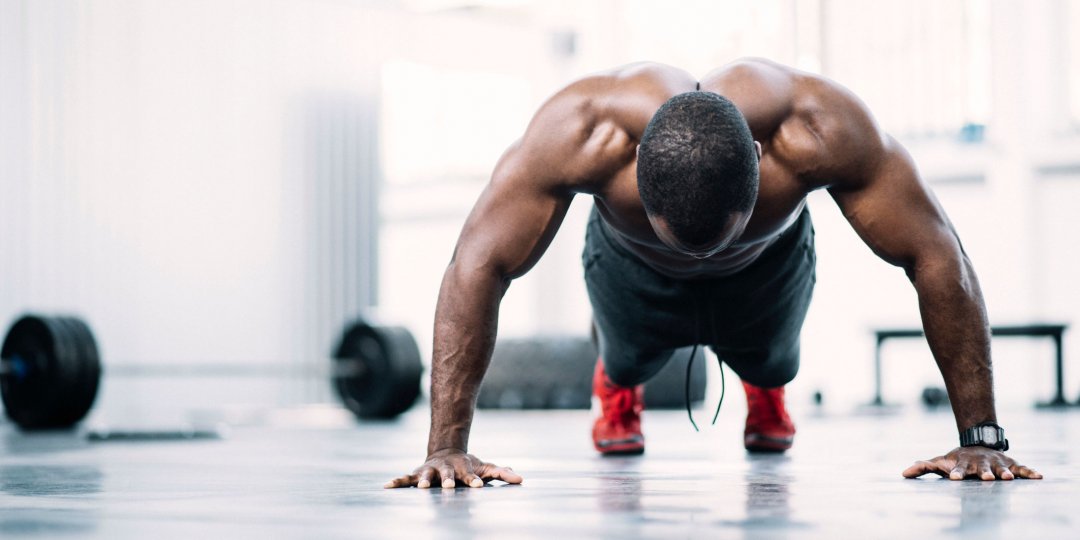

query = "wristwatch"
[959,422,1009,451]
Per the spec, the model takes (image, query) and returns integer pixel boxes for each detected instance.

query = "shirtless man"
[385,59,1042,489]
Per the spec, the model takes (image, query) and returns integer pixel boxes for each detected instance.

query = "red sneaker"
[591,359,645,455]
[742,381,795,453]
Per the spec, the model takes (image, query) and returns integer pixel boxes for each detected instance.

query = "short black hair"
[637,91,759,247]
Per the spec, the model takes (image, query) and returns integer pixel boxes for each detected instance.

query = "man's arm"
[385,83,620,489]
[819,88,1041,481]
[830,138,997,431]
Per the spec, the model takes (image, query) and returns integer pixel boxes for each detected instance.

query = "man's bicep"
[828,142,962,271]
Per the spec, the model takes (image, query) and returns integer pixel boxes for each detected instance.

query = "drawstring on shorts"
[684,345,726,432]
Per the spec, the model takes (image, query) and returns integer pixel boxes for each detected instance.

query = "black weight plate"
[1,315,101,430]
[52,317,101,426]
[333,321,422,419]
[1,316,49,427]
[1,316,69,429]
[373,327,422,418]
[65,317,102,421]
[34,316,86,429]
[333,323,388,417]
[41,317,84,428]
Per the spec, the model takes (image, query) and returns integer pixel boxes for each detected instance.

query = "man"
[385,59,1042,489]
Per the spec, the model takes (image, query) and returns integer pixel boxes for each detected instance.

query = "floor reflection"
[741,454,805,537]
[1,431,89,455]
[597,474,643,513]
[426,483,478,534]
[949,481,1010,536]
[0,465,102,536]
[0,465,103,497]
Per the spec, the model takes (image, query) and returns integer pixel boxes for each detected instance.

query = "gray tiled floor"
[0,399,1077,539]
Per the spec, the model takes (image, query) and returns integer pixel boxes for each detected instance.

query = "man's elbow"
[910,249,979,296]
[444,255,513,293]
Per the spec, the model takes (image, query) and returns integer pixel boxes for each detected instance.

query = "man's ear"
[754,140,762,159]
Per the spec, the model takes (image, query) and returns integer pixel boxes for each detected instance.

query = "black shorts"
[582,206,816,389]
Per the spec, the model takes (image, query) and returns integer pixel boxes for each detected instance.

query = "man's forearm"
[912,254,996,431]
[427,262,507,456]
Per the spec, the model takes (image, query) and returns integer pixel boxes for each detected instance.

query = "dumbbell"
[1,314,424,430]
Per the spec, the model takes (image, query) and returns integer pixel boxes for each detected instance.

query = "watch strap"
[960,422,1009,451]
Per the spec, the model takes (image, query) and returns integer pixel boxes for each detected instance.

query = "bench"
[871,324,1075,408]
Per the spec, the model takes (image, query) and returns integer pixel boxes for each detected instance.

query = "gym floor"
[1,387,1077,539]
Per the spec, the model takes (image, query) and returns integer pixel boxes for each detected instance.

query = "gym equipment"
[477,336,706,410]
[333,320,423,419]
[0,315,102,430]
[1,314,424,430]
[920,386,950,408]
[87,429,222,442]
[870,324,1076,408]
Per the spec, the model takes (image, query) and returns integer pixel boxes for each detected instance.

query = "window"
[821,0,992,140]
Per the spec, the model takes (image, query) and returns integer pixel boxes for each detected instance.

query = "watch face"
[981,426,999,444]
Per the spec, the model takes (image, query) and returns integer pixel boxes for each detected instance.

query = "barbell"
[0,314,424,430]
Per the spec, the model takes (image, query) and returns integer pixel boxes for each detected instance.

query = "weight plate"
[53,317,101,426]
[44,317,79,426]
[2,316,63,428]
[333,323,386,417]
[375,327,422,418]
[333,321,422,420]
[1,315,101,430]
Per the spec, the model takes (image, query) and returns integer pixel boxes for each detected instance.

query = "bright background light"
[1,0,1078,418]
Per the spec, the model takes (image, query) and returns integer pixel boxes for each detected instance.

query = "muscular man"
[385,59,1042,489]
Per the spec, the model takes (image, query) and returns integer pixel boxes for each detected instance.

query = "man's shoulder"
[702,57,873,131]
[563,62,696,97]
[544,62,696,134]
[517,63,694,190]
[701,59,888,186]
[784,69,889,186]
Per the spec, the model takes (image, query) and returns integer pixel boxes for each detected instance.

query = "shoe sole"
[595,436,645,455]
[744,433,793,453]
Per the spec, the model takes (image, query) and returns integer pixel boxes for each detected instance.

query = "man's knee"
[717,343,800,388]
[753,356,799,388]
[602,349,675,388]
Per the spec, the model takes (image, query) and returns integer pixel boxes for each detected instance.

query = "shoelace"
[601,385,635,423]
[684,344,725,432]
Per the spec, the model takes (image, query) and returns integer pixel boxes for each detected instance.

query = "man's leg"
[708,209,816,453]
[741,382,795,452]
[591,357,646,454]
[590,331,676,454]
[725,350,800,453]
[715,328,804,452]
[582,207,696,455]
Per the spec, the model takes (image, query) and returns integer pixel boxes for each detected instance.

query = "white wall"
[0,0,391,407]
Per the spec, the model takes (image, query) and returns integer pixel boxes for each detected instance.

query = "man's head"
[637,91,760,258]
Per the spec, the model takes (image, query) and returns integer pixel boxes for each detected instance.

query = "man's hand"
[902,446,1043,481]
[384,449,524,489]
